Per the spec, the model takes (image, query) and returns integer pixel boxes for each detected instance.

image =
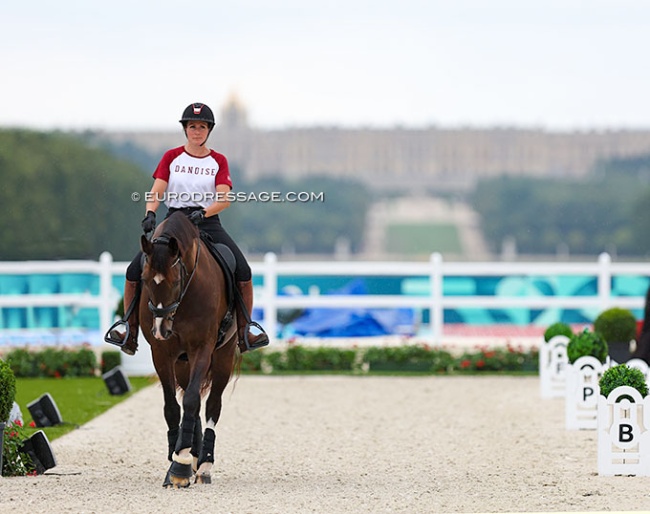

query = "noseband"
[147,236,201,322]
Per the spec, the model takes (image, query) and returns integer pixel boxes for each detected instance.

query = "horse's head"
[141,213,201,340]
[141,233,184,340]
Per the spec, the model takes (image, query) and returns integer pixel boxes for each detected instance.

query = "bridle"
[146,235,201,322]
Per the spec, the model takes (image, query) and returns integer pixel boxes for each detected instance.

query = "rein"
[147,237,202,321]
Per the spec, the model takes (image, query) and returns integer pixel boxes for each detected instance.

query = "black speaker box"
[102,366,132,395]
[27,393,63,427]
[20,430,57,474]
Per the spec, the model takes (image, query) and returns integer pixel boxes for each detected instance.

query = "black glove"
[142,210,156,234]
[189,209,206,225]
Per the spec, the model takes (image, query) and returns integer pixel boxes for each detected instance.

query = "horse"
[139,211,238,488]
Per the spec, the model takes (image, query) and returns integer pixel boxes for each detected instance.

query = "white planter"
[565,356,609,430]
[539,335,570,398]
[598,386,650,476]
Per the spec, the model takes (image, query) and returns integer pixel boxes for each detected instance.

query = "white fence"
[0,251,648,345]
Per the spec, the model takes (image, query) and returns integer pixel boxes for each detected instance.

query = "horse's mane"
[149,212,199,275]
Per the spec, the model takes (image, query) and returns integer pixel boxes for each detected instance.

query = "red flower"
[15,419,23,427]
[484,351,496,359]
[476,359,485,368]
[54,370,62,378]
[460,359,471,369]
[29,421,36,428]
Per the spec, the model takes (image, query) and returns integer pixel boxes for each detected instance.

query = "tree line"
[471,154,650,258]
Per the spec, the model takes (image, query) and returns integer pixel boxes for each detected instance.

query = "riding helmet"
[179,103,215,128]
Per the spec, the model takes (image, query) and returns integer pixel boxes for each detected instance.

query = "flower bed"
[2,419,37,477]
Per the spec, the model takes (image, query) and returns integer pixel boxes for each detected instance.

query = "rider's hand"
[189,209,206,225]
[142,210,156,234]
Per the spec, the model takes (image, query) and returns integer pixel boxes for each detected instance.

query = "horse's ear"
[168,237,179,257]
[141,235,153,255]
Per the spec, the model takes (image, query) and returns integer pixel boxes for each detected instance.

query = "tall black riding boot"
[108,280,140,355]
[236,280,269,353]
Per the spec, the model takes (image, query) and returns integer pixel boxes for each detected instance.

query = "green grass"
[13,376,157,441]
[385,223,462,254]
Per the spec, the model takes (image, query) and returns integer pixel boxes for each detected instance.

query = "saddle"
[199,231,237,347]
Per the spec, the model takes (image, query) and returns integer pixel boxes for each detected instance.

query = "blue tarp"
[284,279,416,337]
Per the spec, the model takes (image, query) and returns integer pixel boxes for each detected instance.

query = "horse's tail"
[229,349,243,392]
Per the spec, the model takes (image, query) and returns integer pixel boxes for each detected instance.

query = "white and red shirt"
[152,146,233,209]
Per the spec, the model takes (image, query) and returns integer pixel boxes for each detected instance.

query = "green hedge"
[3,346,97,378]
[241,343,539,374]
[2,343,541,378]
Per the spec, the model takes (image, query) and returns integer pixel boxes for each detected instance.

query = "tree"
[0,129,150,260]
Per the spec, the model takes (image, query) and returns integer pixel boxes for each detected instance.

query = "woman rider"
[108,102,268,355]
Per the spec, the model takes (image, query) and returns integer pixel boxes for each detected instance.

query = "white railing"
[0,251,648,345]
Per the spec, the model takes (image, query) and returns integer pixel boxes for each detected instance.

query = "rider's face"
[185,121,210,145]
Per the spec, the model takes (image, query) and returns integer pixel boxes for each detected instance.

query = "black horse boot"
[236,280,269,353]
[108,280,140,355]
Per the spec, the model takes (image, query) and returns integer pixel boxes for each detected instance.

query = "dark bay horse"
[139,211,238,488]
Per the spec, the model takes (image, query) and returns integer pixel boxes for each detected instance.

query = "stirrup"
[240,321,269,352]
[104,320,129,348]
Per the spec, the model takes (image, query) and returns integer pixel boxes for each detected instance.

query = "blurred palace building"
[103,95,650,193]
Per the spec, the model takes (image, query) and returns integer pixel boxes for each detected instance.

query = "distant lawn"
[13,376,157,441]
[386,223,462,254]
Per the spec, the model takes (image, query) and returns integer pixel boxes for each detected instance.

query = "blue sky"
[2,0,648,131]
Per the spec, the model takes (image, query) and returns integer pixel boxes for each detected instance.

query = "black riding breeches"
[125,209,252,283]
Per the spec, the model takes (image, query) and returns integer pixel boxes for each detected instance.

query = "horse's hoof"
[163,462,193,488]
[194,473,212,485]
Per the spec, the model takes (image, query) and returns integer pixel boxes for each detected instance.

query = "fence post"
[597,252,612,313]
[430,252,443,345]
[263,252,278,343]
[99,252,114,339]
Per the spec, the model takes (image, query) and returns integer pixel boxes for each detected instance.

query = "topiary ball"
[544,322,573,342]
[567,328,609,364]
[599,364,649,399]
[0,358,17,423]
[594,307,637,343]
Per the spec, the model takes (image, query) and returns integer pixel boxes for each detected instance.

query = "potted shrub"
[594,307,637,363]
[544,322,573,342]
[567,328,608,364]
[0,357,18,475]
[599,363,649,401]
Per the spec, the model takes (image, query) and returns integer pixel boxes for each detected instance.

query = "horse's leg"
[174,356,202,471]
[168,346,213,487]
[150,346,184,488]
[195,343,236,484]
[191,416,202,472]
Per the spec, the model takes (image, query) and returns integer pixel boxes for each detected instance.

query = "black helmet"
[179,103,215,128]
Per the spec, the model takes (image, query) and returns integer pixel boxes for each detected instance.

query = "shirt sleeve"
[152,149,176,181]
[213,151,233,189]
